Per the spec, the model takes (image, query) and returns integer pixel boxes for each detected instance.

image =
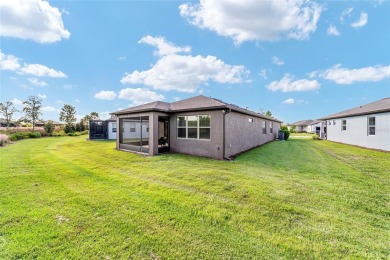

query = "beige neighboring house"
[320,97,390,151]
[288,120,314,132]
[35,120,64,127]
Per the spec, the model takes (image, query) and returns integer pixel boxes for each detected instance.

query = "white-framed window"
[368,116,375,135]
[249,118,253,123]
[262,121,266,134]
[112,123,117,133]
[130,123,136,132]
[333,120,336,125]
[341,119,346,131]
[177,115,210,140]
[329,121,331,125]
[270,122,273,133]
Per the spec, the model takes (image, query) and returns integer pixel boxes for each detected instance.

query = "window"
[262,121,266,134]
[177,115,210,139]
[248,118,253,123]
[333,120,336,125]
[270,122,273,133]
[177,116,186,138]
[329,121,331,125]
[368,117,375,135]
[112,123,117,133]
[341,119,346,131]
[130,123,136,132]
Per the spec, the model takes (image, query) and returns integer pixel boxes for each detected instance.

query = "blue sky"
[1,0,389,123]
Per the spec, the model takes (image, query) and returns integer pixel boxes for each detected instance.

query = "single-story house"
[35,120,64,127]
[288,120,314,132]
[308,120,322,134]
[110,95,282,160]
[320,97,390,151]
[89,118,116,140]
[0,120,19,127]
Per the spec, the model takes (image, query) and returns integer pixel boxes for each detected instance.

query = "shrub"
[0,139,7,146]
[279,129,290,140]
[52,130,65,137]
[9,133,24,141]
[80,130,89,135]
[44,121,55,134]
[64,124,75,134]
[28,132,42,138]
[312,134,322,140]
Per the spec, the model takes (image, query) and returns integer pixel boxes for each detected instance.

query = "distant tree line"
[0,96,99,133]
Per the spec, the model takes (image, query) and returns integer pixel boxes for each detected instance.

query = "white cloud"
[29,78,47,87]
[64,84,75,90]
[75,99,80,103]
[121,36,249,93]
[327,25,340,36]
[0,0,70,43]
[179,1,323,44]
[12,98,23,105]
[139,35,191,56]
[99,111,111,120]
[20,64,66,78]
[118,88,165,106]
[56,100,64,104]
[38,94,47,99]
[282,98,294,104]
[259,69,268,79]
[340,8,353,23]
[42,106,57,112]
[0,50,67,78]
[271,56,284,65]
[282,98,305,104]
[75,114,83,122]
[61,8,70,15]
[351,12,368,28]
[94,90,117,100]
[321,64,390,84]
[0,51,20,70]
[267,74,320,92]
[118,56,127,61]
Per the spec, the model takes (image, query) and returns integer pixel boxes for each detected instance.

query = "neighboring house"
[308,120,322,134]
[89,118,116,140]
[111,95,282,160]
[35,120,64,127]
[320,97,390,151]
[288,120,314,132]
[0,119,19,127]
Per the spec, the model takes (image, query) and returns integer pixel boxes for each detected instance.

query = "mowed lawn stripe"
[1,136,389,259]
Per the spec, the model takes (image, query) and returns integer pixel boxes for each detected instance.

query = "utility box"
[278,131,285,140]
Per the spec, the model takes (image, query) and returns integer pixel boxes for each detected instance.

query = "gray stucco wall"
[169,110,224,160]
[224,112,280,158]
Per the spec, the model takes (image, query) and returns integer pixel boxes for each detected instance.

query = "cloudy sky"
[1,0,389,123]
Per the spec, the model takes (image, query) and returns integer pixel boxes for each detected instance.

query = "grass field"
[1,137,389,259]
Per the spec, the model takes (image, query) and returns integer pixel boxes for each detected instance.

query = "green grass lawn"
[1,137,389,259]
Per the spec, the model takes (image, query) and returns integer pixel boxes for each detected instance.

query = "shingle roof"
[170,95,226,111]
[111,95,282,122]
[321,97,390,120]
[112,101,171,114]
[291,120,314,126]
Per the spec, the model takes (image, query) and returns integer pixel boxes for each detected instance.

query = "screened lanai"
[119,116,150,153]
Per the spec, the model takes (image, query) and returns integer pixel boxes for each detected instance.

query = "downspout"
[222,108,231,160]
